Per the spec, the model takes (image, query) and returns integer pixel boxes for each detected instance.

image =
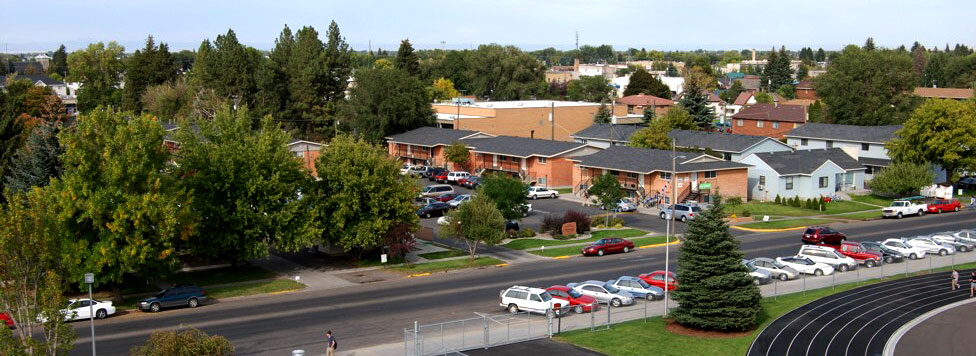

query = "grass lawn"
[555,187,574,194]
[501,229,648,250]
[358,255,406,267]
[418,249,469,260]
[736,218,834,230]
[742,200,874,217]
[529,235,674,257]
[387,257,504,274]
[836,210,883,221]
[849,194,895,207]
[556,261,976,356]
[118,265,278,296]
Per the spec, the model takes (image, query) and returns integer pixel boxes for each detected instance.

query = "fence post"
[590,304,595,331]
[857,264,860,284]
[774,278,778,300]
[803,274,806,295]
[643,298,648,322]
[507,315,511,344]
[606,301,611,329]
[461,319,466,350]
[440,323,444,354]
[881,259,885,280]
[547,309,553,338]
[527,311,531,340]
[483,315,488,349]
[414,321,420,356]
[905,257,909,277]
[952,252,955,268]
[929,254,933,273]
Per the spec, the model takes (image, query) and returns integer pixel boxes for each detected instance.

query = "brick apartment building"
[430,100,630,142]
[730,103,806,139]
[385,127,492,168]
[617,94,674,118]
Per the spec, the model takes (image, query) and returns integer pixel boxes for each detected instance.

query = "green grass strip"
[387,257,504,274]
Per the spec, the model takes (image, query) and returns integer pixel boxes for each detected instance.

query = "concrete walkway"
[251,254,358,291]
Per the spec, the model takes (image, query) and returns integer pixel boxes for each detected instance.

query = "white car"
[58,299,116,321]
[445,171,470,184]
[607,276,664,300]
[797,245,858,272]
[567,280,635,307]
[929,233,975,252]
[952,230,976,244]
[447,194,471,208]
[907,236,955,256]
[613,198,638,212]
[881,239,927,259]
[527,186,559,200]
[499,286,564,316]
[749,257,799,281]
[776,256,835,276]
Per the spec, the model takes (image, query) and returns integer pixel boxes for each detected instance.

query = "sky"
[1,0,974,53]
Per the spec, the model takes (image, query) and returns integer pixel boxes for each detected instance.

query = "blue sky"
[1,0,974,53]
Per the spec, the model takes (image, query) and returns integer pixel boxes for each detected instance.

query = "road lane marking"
[495,263,509,267]
[638,240,681,249]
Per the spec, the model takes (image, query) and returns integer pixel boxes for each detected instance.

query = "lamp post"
[85,273,96,356]
[664,140,686,317]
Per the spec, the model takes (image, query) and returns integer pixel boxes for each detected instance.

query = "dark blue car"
[139,284,207,312]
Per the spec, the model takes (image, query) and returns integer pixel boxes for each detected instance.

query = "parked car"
[742,260,773,285]
[881,239,928,259]
[825,242,882,267]
[401,165,428,176]
[527,186,559,199]
[417,202,451,218]
[424,167,447,180]
[446,171,470,184]
[801,226,847,245]
[882,200,927,219]
[956,177,976,191]
[749,257,799,281]
[775,256,835,276]
[433,171,451,183]
[60,299,116,321]
[505,220,520,231]
[499,286,563,317]
[952,230,976,244]
[659,204,701,222]
[139,285,207,313]
[860,241,906,264]
[608,276,664,300]
[613,198,638,212]
[545,286,599,314]
[433,193,461,202]
[458,176,481,189]
[929,233,975,252]
[567,280,635,307]
[638,271,677,291]
[927,199,961,214]
[1,312,13,328]
[418,184,454,200]
[447,194,472,208]
[581,238,635,256]
[906,236,955,256]
[797,245,858,272]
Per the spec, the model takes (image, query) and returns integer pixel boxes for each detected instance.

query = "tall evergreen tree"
[815,48,827,62]
[911,43,927,84]
[49,44,68,77]
[678,80,715,129]
[395,39,420,76]
[123,35,177,111]
[593,103,612,124]
[256,25,295,118]
[287,26,331,137]
[193,29,263,106]
[641,106,655,126]
[671,196,761,331]
[665,63,679,77]
[320,21,353,127]
[761,46,793,91]
[344,67,434,143]
[863,37,877,51]
[4,123,63,192]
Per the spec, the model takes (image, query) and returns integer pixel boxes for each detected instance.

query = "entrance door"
[690,172,699,192]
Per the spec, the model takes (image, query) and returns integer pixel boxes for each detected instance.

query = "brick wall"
[730,119,801,139]
[431,104,627,141]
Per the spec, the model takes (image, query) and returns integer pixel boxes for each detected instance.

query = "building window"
[723,153,732,161]
[609,170,619,176]
[537,157,547,164]
[861,143,869,151]
[499,156,508,162]
[660,172,672,180]
[704,171,717,179]
[800,138,808,146]
[625,172,638,179]
[759,175,766,186]
[538,177,547,185]
[819,176,829,188]
[865,166,874,175]
[786,176,794,190]
[772,121,780,129]
[737,119,744,127]
[757,120,764,128]
[826,140,833,148]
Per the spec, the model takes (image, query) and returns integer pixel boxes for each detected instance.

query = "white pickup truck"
[882,200,928,219]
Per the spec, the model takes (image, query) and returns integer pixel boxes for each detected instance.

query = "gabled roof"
[796,80,815,90]
[571,124,642,143]
[669,129,791,153]
[785,123,901,144]
[0,74,63,86]
[461,136,590,158]
[912,87,974,100]
[385,127,485,147]
[732,103,806,123]
[747,148,864,176]
[618,93,674,106]
[732,91,753,106]
[707,92,725,104]
[572,145,750,174]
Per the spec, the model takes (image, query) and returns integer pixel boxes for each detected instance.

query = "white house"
[668,130,793,161]
[784,123,900,181]
[739,148,866,201]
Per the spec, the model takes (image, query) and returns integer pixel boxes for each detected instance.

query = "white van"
[418,184,454,199]
[446,171,470,184]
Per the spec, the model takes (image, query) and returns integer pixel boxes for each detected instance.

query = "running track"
[747,269,970,356]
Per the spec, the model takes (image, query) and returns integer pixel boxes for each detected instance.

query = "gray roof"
[571,124,642,143]
[385,127,482,147]
[785,123,901,144]
[669,129,787,153]
[573,145,750,173]
[461,136,588,157]
[750,148,865,176]
[0,74,64,86]
[858,157,891,167]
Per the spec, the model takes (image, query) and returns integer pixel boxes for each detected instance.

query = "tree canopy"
[67,42,125,111]
[629,107,697,150]
[395,39,420,76]
[868,162,935,196]
[624,68,671,98]
[815,45,919,125]
[123,35,177,112]
[761,46,793,91]
[479,173,529,221]
[440,194,505,260]
[567,75,612,102]
[344,67,435,143]
[887,98,976,182]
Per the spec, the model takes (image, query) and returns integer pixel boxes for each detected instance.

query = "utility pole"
[575,31,579,51]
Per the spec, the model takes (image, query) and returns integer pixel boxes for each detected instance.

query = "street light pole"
[85,273,96,356]
[664,140,684,317]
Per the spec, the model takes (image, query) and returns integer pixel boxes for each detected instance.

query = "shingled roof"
[749,148,864,176]
[571,124,642,143]
[461,136,590,158]
[785,123,901,144]
[618,94,674,106]
[385,127,484,147]
[669,129,790,153]
[572,145,750,174]
[732,103,806,123]
[912,87,974,100]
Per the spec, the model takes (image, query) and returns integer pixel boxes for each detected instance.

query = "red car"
[433,172,450,183]
[434,193,460,202]
[639,271,677,291]
[581,238,634,256]
[824,242,882,267]
[927,199,961,214]
[545,286,599,313]
[1,312,13,328]
[801,226,846,245]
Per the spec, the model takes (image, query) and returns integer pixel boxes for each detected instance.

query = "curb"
[638,240,681,249]
[731,225,809,232]
[883,297,976,356]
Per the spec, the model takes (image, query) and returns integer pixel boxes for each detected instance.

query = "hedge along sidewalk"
[502,228,650,250]
[531,235,678,258]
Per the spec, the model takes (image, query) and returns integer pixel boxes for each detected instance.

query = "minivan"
[659,204,702,222]
[419,184,454,199]
[446,171,470,184]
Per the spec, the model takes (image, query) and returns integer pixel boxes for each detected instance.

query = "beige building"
[432,100,632,142]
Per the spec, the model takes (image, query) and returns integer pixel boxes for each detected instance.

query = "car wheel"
[95,309,107,319]
[597,249,604,256]
[188,298,199,308]
[839,264,849,272]
[574,305,584,314]
[955,206,960,212]
[814,269,824,276]
[910,253,918,259]
[865,260,875,268]
[897,212,903,219]
[918,210,925,216]
[532,195,538,200]
[150,303,161,313]
[779,273,789,281]
[610,298,622,307]
[645,294,654,301]
[938,208,943,214]
[754,278,761,285]
[623,247,630,253]
[680,215,688,222]
[660,213,666,219]
[508,304,519,314]
[940,249,948,256]
[425,212,432,218]
[884,256,893,264]
[550,193,556,199]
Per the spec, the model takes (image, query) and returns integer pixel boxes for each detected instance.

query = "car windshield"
[635,279,651,288]
[690,206,702,212]
[744,262,757,271]
[772,260,787,269]
[603,283,620,293]
[567,289,583,298]
[539,292,552,301]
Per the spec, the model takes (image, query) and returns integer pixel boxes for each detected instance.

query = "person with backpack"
[326,330,337,356]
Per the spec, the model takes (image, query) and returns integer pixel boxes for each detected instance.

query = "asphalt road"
[746,269,973,356]
[71,210,976,355]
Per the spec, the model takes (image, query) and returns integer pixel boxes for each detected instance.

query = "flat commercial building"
[431,100,630,142]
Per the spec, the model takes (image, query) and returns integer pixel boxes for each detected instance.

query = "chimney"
[574,58,580,72]
[751,49,756,61]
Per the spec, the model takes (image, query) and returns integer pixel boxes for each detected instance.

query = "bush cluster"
[539,210,593,235]
[773,194,826,211]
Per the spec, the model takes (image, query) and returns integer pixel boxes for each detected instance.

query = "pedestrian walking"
[969,196,975,211]
[952,269,960,290]
[326,330,337,356]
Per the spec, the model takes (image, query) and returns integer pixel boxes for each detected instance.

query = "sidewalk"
[251,254,358,291]
[559,193,661,216]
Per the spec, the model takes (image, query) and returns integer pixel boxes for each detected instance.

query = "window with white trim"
[800,138,808,146]
[537,157,547,164]
[757,120,764,128]
[819,176,828,188]
[704,171,717,178]
[772,121,779,129]
[737,119,744,127]
[786,176,794,190]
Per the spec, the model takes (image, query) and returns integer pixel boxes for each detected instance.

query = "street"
[71,209,976,355]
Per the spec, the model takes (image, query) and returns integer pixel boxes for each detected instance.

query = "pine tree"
[395,39,420,76]
[678,81,714,129]
[256,25,295,118]
[287,26,330,137]
[761,46,793,91]
[123,35,177,111]
[641,106,655,126]
[593,103,612,124]
[50,44,68,77]
[863,37,877,51]
[320,21,352,130]
[624,68,671,98]
[672,196,761,331]
[911,44,928,85]
[815,48,826,62]
[4,123,63,192]
[665,63,679,77]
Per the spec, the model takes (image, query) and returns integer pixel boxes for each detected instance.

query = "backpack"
[332,339,337,350]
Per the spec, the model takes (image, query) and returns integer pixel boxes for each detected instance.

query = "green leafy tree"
[130,327,234,356]
[624,68,671,98]
[0,189,76,356]
[672,195,761,331]
[888,99,976,182]
[52,108,195,301]
[440,194,506,260]
[665,63,679,77]
[123,35,177,112]
[587,173,625,227]
[567,75,612,102]
[796,64,809,81]
[630,106,697,149]
[466,44,546,100]
[141,79,194,122]
[807,100,829,123]
[754,92,773,104]
[444,141,470,171]
[175,106,318,263]
[4,123,63,192]
[719,80,744,103]
[776,84,797,100]
[49,44,68,77]
[815,45,918,125]
[479,173,529,221]
[593,103,612,124]
[870,162,937,198]
[395,39,420,76]
[344,67,435,143]
[67,42,125,111]
[725,196,743,215]
[428,77,460,101]
[313,134,419,259]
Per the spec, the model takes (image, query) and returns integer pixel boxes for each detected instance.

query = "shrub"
[562,210,592,234]
[540,214,564,235]
[608,217,625,227]
[553,234,573,240]
[741,209,752,217]
[519,228,537,238]
[613,223,624,228]
[594,223,606,228]
[130,327,234,356]
[506,229,519,239]
[774,195,781,204]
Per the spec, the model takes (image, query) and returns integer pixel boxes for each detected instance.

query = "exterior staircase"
[685,191,701,203]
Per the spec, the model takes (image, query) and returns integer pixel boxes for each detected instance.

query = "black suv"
[425,167,447,180]
[139,284,207,312]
